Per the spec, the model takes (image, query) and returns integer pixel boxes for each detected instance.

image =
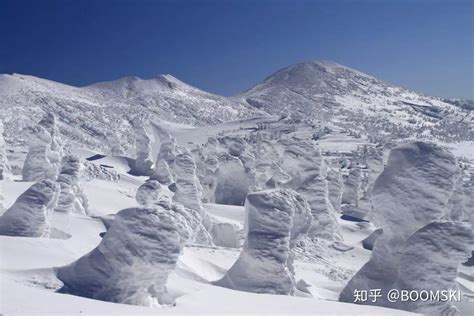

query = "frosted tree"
[0,120,10,181]
[38,112,63,175]
[22,125,57,181]
[279,138,340,240]
[0,179,59,237]
[340,142,470,316]
[150,135,178,184]
[172,153,213,244]
[327,167,343,213]
[392,221,473,315]
[130,118,154,176]
[55,155,90,215]
[57,206,192,306]
[0,121,9,214]
[341,167,361,207]
[215,189,312,295]
[136,179,211,245]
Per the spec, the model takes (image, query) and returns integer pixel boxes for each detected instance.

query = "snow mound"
[0,179,60,237]
[215,189,311,295]
[56,206,192,306]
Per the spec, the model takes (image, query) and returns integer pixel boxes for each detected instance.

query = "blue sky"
[0,0,472,98]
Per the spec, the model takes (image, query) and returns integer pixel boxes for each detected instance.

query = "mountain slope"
[0,61,472,155]
[236,61,472,143]
[0,73,263,153]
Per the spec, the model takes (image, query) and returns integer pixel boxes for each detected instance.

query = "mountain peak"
[263,60,373,85]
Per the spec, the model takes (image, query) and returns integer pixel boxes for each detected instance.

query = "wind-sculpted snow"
[56,206,192,306]
[22,125,57,181]
[340,142,465,313]
[0,179,59,237]
[130,118,154,176]
[55,155,89,215]
[215,189,311,295]
[392,221,474,315]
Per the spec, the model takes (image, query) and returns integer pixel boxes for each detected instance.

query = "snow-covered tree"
[0,179,59,237]
[130,118,154,176]
[215,189,312,295]
[340,142,470,316]
[56,206,192,306]
[22,125,57,181]
[55,155,89,215]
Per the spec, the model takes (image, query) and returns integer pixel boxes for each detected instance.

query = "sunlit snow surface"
[0,145,419,315]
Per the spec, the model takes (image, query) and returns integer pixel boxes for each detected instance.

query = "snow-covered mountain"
[0,60,472,155]
[237,60,472,143]
[0,73,263,153]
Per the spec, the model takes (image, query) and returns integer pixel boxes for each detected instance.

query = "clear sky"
[0,0,472,98]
